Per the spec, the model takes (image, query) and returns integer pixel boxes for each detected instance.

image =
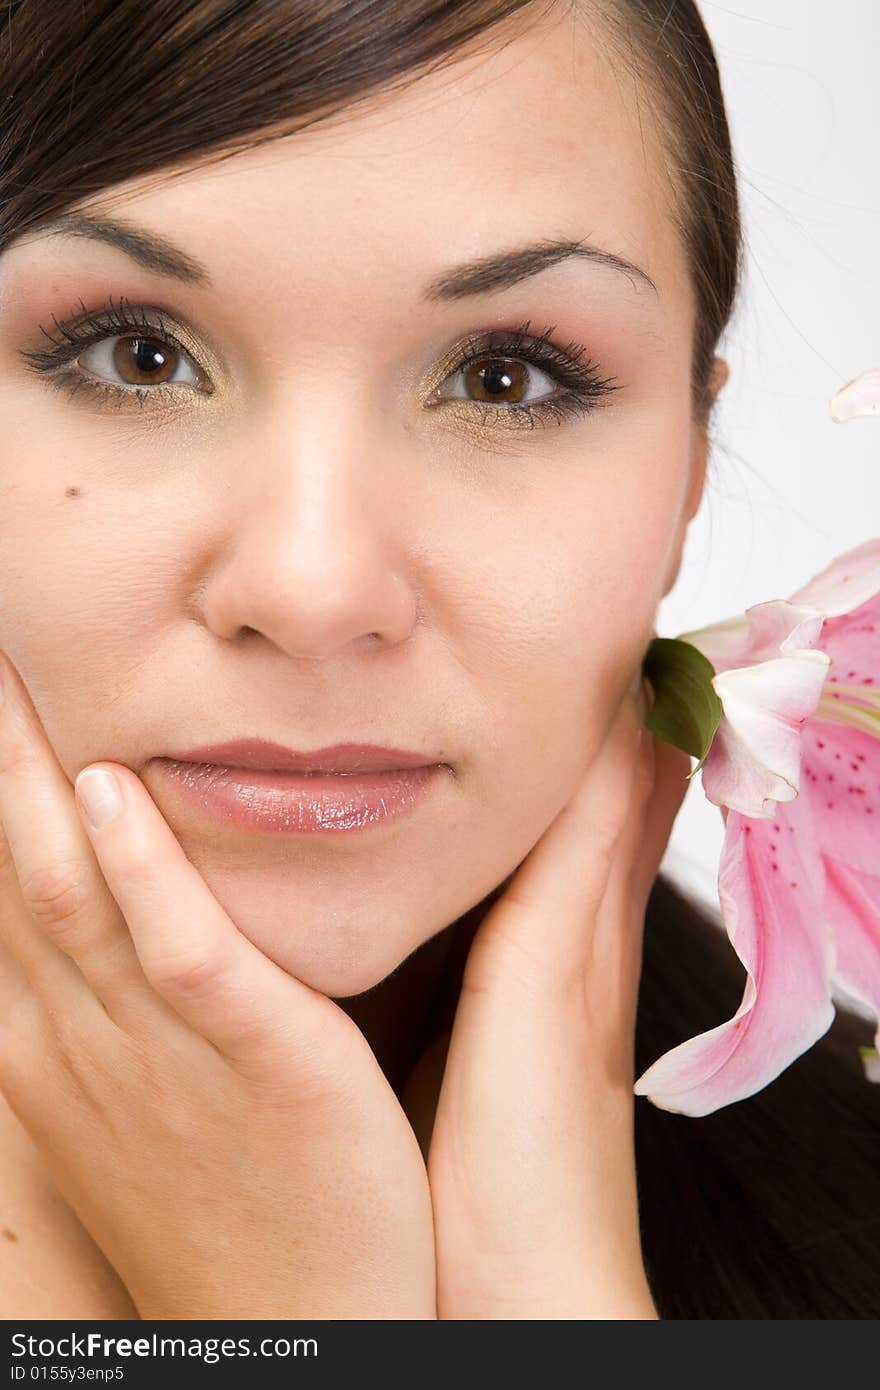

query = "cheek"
[452,452,686,841]
[482,539,657,748]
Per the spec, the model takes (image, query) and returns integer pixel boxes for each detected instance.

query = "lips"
[156,738,442,775]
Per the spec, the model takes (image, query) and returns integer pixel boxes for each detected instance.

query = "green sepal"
[642,637,723,775]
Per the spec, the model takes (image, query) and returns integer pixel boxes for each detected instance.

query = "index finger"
[75,760,347,1077]
[0,654,126,1019]
[0,653,333,1076]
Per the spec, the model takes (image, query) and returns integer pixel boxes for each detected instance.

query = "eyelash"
[19,295,621,430]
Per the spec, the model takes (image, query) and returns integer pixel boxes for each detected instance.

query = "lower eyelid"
[41,369,599,428]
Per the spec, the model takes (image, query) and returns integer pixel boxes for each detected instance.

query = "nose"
[196,416,420,661]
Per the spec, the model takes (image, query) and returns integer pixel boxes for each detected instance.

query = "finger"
[630,732,692,907]
[602,714,691,922]
[0,919,34,1024]
[465,692,645,994]
[0,655,330,1080]
[0,652,147,1018]
[596,730,691,1073]
[72,755,344,1078]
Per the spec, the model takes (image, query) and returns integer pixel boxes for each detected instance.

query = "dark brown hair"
[2,0,877,1317]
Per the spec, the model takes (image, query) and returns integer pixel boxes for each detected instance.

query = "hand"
[426,676,690,1319]
[0,653,437,1320]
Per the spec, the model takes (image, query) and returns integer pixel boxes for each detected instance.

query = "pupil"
[482,362,514,397]
[131,337,167,375]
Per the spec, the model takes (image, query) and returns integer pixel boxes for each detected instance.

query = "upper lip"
[156,739,443,774]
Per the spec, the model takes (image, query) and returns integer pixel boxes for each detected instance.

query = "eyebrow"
[21,211,213,286]
[19,215,657,301]
[421,237,658,301]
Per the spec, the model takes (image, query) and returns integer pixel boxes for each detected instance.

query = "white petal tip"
[830,368,880,422]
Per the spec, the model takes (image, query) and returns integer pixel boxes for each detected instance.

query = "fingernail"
[76,768,123,830]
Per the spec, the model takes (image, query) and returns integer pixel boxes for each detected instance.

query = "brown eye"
[438,354,560,410]
[77,333,209,392]
[463,358,531,405]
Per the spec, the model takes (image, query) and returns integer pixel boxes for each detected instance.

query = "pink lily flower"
[634,369,880,1116]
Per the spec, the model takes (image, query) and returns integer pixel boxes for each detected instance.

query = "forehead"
[17,4,688,319]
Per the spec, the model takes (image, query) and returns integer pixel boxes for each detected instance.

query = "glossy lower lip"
[152,759,446,834]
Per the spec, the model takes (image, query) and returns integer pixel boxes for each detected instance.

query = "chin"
[176,833,506,1001]
[296,958,401,1000]
[256,932,415,999]
[222,901,428,1000]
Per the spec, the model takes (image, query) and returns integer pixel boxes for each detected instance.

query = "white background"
[657,0,879,999]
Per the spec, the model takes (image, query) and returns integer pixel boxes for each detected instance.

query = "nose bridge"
[253,401,381,549]
[202,392,418,656]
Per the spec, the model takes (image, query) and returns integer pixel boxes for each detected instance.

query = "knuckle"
[0,740,40,782]
[18,858,91,933]
[112,843,159,892]
[145,945,229,1002]
[593,813,626,860]
[599,783,634,848]
[48,1009,116,1109]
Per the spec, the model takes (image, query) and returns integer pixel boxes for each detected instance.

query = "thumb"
[631,731,693,907]
[463,694,645,997]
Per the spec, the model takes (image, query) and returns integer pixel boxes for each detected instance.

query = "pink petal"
[741,600,825,663]
[683,599,826,678]
[701,720,790,819]
[824,857,880,1054]
[800,717,878,876]
[633,792,835,1116]
[788,538,880,618]
[679,614,752,672]
[701,651,830,816]
[815,589,880,693]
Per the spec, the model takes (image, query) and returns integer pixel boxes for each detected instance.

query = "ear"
[662,356,730,596]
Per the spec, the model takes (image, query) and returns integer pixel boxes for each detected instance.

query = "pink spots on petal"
[803,723,880,823]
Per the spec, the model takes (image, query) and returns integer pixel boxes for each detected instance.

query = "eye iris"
[465,357,528,405]
[112,335,176,385]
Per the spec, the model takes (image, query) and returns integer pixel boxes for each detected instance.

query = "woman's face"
[0,6,712,996]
